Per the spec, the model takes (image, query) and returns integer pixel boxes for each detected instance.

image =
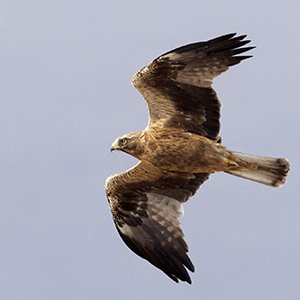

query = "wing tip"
[161,32,255,61]
[208,32,248,44]
[167,270,193,284]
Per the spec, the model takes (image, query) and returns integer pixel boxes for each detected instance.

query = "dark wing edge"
[105,161,210,284]
[131,33,255,141]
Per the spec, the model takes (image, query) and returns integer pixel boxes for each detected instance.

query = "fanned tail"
[226,152,290,187]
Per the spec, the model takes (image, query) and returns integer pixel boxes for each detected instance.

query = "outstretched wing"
[105,161,210,284]
[132,33,254,141]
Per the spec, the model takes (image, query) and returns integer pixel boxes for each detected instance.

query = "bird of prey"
[105,33,290,284]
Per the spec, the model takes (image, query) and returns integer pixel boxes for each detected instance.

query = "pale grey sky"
[1,1,299,299]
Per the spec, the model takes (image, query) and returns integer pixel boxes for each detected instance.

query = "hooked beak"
[110,142,120,152]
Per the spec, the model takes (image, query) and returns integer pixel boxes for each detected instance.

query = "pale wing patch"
[118,191,185,248]
[163,52,183,60]
[178,62,229,88]
[163,52,230,88]
[147,192,184,216]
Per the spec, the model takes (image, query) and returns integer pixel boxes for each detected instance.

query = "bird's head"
[110,132,142,155]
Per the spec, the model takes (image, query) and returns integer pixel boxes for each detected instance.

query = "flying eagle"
[105,33,290,284]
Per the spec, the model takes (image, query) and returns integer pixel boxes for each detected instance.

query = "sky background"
[1,1,300,299]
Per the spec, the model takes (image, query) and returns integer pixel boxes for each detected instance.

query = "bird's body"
[116,128,250,174]
[105,33,290,284]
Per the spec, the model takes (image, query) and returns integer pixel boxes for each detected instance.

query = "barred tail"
[225,152,290,187]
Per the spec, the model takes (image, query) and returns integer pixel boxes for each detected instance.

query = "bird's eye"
[121,138,128,145]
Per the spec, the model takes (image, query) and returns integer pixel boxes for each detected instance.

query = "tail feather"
[225,151,290,187]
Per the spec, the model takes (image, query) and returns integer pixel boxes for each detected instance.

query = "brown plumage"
[105,33,290,284]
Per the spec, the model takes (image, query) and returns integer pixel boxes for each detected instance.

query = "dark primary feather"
[105,161,210,284]
[132,33,254,141]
